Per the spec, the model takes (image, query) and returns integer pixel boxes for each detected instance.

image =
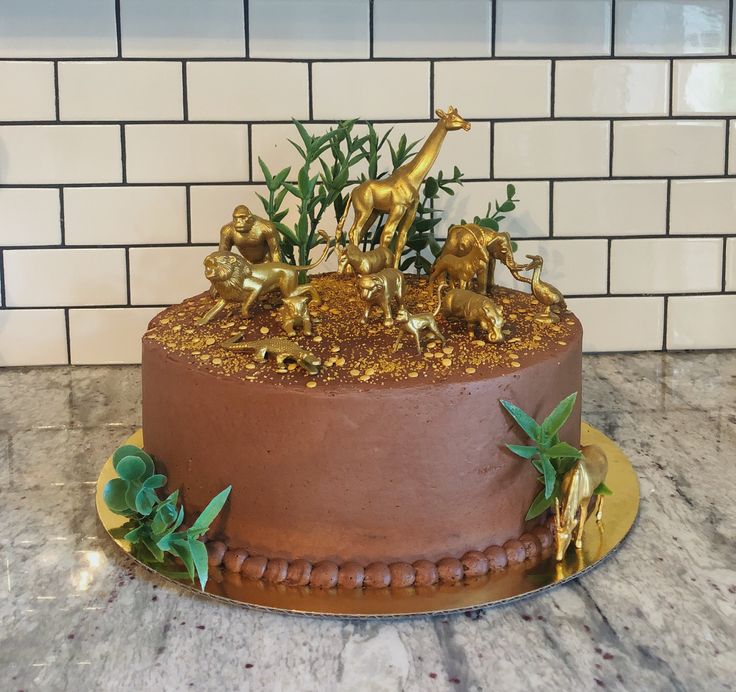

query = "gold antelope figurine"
[554,444,608,562]
[525,254,567,324]
[391,306,446,355]
[336,241,394,276]
[335,107,470,267]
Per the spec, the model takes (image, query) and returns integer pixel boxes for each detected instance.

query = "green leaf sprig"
[500,393,583,520]
[103,445,231,589]
[461,183,520,252]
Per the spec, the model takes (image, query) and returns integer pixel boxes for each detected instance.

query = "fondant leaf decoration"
[188,486,232,537]
[594,482,613,496]
[189,537,209,591]
[545,442,582,460]
[103,478,130,513]
[117,455,147,481]
[540,393,577,440]
[112,445,154,478]
[506,444,538,459]
[500,400,540,440]
[525,487,557,520]
[143,474,167,490]
[134,486,157,516]
[540,455,556,499]
[124,526,142,543]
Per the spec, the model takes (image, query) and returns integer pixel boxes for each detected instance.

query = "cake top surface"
[144,273,581,389]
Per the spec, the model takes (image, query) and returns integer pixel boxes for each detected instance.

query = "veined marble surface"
[0,353,734,691]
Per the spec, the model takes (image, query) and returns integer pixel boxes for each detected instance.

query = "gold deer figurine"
[554,444,608,562]
[335,107,470,268]
[392,306,446,355]
[525,254,567,324]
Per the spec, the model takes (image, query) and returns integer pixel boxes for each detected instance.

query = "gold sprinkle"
[509,353,519,360]
[364,367,375,376]
[533,335,542,341]
[212,357,222,365]
[358,375,370,382]
[224,322,235,328]
[350,369,360,376]
[558,340,567,346]
[259,327,270,335]
[442,346,454,354]
[238,325,248,330]
[287,363,297,371]
[441,358,452,367]
[313,335,323,342]
[511,361,521,368]
[200,354,210,361]
[336,357,346,366]
[465,367,476,374]
[472,339,486,346]
[205,337,216,346]
[408,371,419,378]
[423,352,433,359]
[330,345,341,353]
[427,341,437,349]
[173,325,182,332]
[306,381,317,388]
[330,308,339,315]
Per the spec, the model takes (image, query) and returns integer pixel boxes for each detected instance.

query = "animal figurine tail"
[433,281,449,316]
[290,229,332,271]
[334,192,354,247]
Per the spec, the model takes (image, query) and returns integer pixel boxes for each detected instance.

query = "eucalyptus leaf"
[116,455,147,482]
[103,478,131,514]
[112,445,154,477]
[135,486,156,516]
[143,474,167,490]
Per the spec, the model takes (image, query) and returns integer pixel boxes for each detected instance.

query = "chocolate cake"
[141,273,583,589]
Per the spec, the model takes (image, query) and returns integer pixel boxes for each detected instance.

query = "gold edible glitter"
[306,381,317,388]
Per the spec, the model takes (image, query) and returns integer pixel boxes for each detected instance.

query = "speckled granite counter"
[0,353,734,691]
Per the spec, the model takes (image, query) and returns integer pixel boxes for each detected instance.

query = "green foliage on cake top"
[501,393,586,520]
[103,444,231,589]
[461,183,520,252]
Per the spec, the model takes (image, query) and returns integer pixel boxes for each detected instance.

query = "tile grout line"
[665,179,671,236]
[429,61,435,119]
[369,0,374,60]
[182,62,189,121]
[722,236,728,292]
[724,117,730,175]
[185,186,192,245]
[64,306,71,364]
[662,296,669,351]
[119,124,127,184]
[548,181,554,237]
[115,0,122,59]
[610,0,616,57]
[52,61,60,121]
[59,188,65,246]
[668,58,674,116]
[243,0,250,59]
[490,0,496,57]
[550,60,556,118]
[0,250,5,308]
[606,238,612,295]
[124,247,131,307]
[307,62,314,121]
[608,120,614,177]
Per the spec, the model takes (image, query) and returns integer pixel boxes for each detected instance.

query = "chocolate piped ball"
[532,525,553,549]
[338,562,365,589]
[242,555,268,580]
[519,533,541,559]
[461,550,489,577]
[206,540,226,567]
[364,562,391,589]
[310,561,339,589]
[484,545,508,571]
[285,559,312,587]
[413,560,439,586]
[222,548,248,573]
[437,557,464,583]
[389,562,415,588]
[503,540,527,564]
[264,558,289,583]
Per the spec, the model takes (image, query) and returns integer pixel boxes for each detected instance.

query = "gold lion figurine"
[357,268,405,327]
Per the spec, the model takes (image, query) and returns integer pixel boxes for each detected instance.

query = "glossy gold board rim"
[95,423,640,618]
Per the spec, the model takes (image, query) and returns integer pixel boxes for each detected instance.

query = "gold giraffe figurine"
[221,335,322,375]
[335,107,470,268]
[218,204,283,264]
[525,254,567,324]
[197,230,330,325]
[434,283,505,343]
[554,444,608,562]
[357,268,405,327]
[336,241,394,276]
[392,306,446,355]
[441,224,531,293]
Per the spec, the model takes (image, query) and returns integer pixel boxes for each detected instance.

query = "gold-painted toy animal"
[335,107,470,267]
[391,306,446,355]
[221,335,322,375]
[279,294,314,336]
[434,283,505,343]
[554,444,608,562]
[357,268,405,327]
[525,254,567,324]
[197,230,330,325]
[336,241,394,276]
[429,241,489,289]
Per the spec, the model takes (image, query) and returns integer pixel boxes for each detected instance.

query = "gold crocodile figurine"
[221,335,322,375]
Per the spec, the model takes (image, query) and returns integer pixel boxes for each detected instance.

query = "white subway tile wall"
[0,0,734,365]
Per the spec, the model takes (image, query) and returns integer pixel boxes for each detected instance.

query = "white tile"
[120,0,245,57]
[312,62,429,120]
[505,239,608,295]
[0,62,56,121]
[69,307,160,364]
[0,0,116,58]
[613,120,725,176]
[0,309,68,366]
[4,249,126,307]
[615,0,729,56]
[674,60,736,115]
[191,185,268,243]
[129,246,216,305]
[58,62,183,121]
[494,121,609,179]
[555,60,669,117]
[567,297,664,351]
[726,239,736,290]
[0,189,61,246]
[495,0,612,56]
[670,179,736,234]
[610,238,723,294]
[124,124,248,183]
[373,0,491,58]
[555,180,667,237]
[249,0,369,59]
[434,61,550,119]
[668,295,736,349]
[0,125,121,184]
[438,181,550,239]
[63,187,187,245]
[250,123,326,183]
[187,62,308,121]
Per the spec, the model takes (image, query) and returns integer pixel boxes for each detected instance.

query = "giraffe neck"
[403,121,448,187]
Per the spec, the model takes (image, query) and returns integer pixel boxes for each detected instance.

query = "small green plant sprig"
[461,183,520,252]
[501,393,610,520]
[103,444,231,589]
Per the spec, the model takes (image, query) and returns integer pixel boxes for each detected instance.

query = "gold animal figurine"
[218,204,283,264]
[554,444,608,561]
[434,284,505,343]
[335,107,470,267]
[336,241,394,276]
[221,335,322,375]
[197,230,330,325]
[525,254,567,324]
[279,294,314,336]
[440,224,531,293]
[392,307,446,355]
[357,268,405,327]
[429,239,490,289]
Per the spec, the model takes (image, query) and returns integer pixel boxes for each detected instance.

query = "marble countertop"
[1,353,734,691]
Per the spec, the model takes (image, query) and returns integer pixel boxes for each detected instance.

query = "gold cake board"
[96,423,639,618]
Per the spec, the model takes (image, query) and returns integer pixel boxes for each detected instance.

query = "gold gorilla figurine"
[219,204,283,264]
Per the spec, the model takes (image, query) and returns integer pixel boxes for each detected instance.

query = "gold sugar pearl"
[358,375,370,382]
[205,337,216,346]
[441,358,452,367]
[509,353,519,360]
[558,340,567,346]
[465,367,476,374]
[259,327,269,334]
[287,363,297,371]
[313,336,323,342]
[472,339,486,346]
[350,369,360,376]
[423,352,433,359]
[336,357,346,366]
[212,357,222,365]
[510,361,521,368]
[306,381,317,388]
[442,346,454,354]
[427,341,437,349]
[364,367,375,376]
[238,325,248,330]
[200,354,210,361]
[330,346,341,353]
[408,371,419,378]
[245,363,256,370]
[173,325,182,332]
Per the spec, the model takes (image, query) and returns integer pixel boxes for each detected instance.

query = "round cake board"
[96,423,639,619]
